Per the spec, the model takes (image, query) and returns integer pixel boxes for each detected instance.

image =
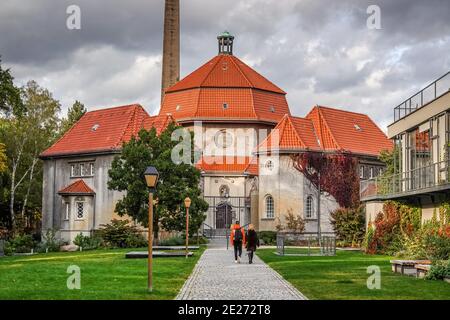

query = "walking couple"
[229,221,260,264]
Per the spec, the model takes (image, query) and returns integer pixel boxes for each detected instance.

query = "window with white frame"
[359,165,365,179]
[369,167,374,179]
[64,202,70,220]
[265,195,274,218]
[306,195,314,219]
[70,161,95,178]
[76,201,85,219]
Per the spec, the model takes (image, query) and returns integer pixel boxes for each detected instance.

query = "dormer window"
[223,103,229,110]
[176,105,181,111]
[354,124,362,131]
[92,124,100,131]
[270,106,275,113]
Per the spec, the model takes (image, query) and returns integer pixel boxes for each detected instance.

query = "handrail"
[393,71,450,122]
[360,159,450,199]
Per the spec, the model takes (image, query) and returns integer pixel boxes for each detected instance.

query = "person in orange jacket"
[230,221,246,263]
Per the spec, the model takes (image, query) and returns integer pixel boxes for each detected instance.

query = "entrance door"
[215,202,233,229]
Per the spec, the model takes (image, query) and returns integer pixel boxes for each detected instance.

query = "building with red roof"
[41,32,392,241]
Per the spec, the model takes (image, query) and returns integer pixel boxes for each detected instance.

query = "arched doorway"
[215,202,233,229]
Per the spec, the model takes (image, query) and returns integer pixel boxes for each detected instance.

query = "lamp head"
[144,166,159,188]
[184,197,192,209]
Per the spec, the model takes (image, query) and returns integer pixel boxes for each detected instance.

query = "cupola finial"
[217,31,234,55]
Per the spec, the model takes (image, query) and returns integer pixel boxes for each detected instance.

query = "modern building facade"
[361,71,450,224]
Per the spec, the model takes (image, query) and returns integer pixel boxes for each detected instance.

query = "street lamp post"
[144,166,159,293]
[184,197,191,259]
[225,192,229,250]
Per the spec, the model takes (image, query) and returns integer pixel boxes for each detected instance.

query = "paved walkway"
[176,238,307,300]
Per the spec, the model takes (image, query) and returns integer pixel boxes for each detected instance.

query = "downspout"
[52,159,56,231]
[92,193,96,236]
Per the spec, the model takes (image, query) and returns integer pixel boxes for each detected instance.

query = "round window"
[265,160,274,171]
[214,130,233,148]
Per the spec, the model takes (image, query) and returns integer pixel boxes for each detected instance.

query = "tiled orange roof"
[166,55,285,94]
[258,114,321,152]
[306,106,393,156]
[244,157,259,176]
[144,113,176,134]
[258,106,392,157]
[159,55,290,123]
[196,156,254,174]
[41,104,151,158]
[58,180,95,195]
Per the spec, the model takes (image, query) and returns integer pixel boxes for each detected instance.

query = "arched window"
[306,195,314,219]
[265,195,274,218]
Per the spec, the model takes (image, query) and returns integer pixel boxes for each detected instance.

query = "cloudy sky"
[1,0,449,130]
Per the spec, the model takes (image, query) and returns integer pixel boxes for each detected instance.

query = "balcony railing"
[360,160,450,200]
[394,71,450,122]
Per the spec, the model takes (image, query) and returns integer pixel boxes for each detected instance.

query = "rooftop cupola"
[217,31,234,55]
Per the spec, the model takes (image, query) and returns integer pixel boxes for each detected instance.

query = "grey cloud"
[1,0,449,130]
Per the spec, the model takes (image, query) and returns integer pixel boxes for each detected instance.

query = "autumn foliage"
[292,151,360,208]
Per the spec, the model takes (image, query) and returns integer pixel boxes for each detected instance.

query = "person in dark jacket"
[245,224,259,264]
[230,221,246,263]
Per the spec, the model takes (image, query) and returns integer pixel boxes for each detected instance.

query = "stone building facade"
[40,34,392,242]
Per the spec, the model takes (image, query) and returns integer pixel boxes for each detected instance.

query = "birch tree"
[1,81,60,232]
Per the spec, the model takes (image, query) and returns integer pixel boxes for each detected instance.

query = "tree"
[0,143,6,173]
[108,122,208,239]
[0,81,61,232]
[292,151,360,208]
[0,58,24,117]
[60,100,86,134]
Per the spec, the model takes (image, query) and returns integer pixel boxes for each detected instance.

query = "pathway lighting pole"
[144,166,159,293]
[184,197,191,259]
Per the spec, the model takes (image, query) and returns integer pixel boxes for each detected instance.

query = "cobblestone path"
[176,239,307,300]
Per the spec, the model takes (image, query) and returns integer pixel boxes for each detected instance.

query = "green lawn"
[257,249,450,300]
[0,247,205,300]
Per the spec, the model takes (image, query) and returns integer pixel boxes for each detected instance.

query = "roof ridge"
[229,56,254,88]
[316,106,341,149]
[286,116,307,147]
[199,55,223,88]
[86,103,142,114]
[114,105,141,148]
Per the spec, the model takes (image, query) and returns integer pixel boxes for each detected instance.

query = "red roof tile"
[41,104,153,158]
[244,157,259,176]
[166,55,285,94]
[306,106,393,156]
[258,114,321,152]
[160,55,290,123]
[58,180,95,195]
[144,113,176,134]
[196,156,254,174]
[258,106,393,157]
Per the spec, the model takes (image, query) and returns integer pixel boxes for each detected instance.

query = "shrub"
[97,219,146,248]
[37,229,63,253]
[73,233,103,250]
[258,231,277,245]
[158,235,208,246]
[4,234,36,255]
[331,206,365,247]
[284,209,305,233]
[425,260,450,280]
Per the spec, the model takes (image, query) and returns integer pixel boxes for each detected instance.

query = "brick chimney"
[161,0,180,104]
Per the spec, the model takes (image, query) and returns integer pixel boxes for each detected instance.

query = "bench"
[390,260,431,276]
[415,264,431,279]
